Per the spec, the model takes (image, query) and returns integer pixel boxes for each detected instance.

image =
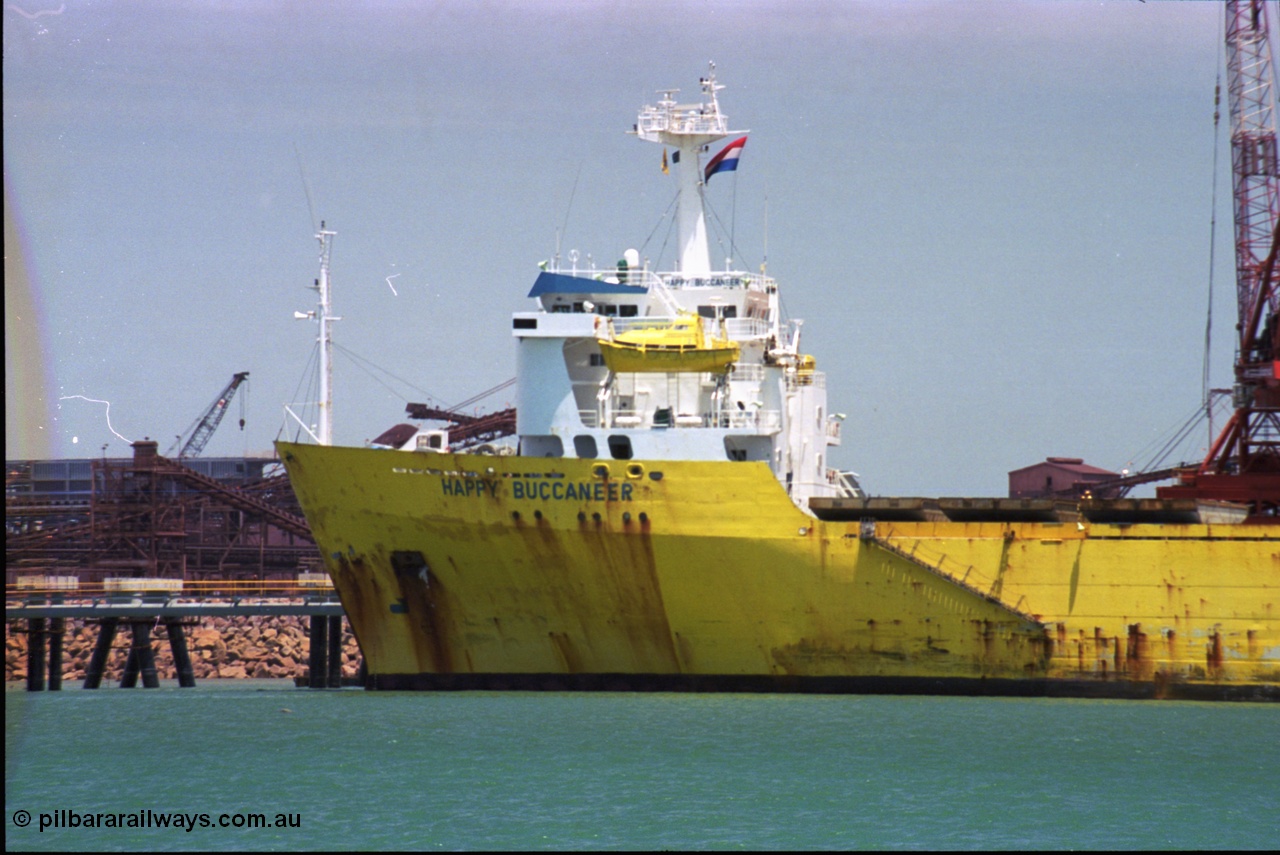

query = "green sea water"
[5,680,1277,851]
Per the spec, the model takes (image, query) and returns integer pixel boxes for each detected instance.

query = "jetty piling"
[119,621,160,688]
[327,614,342,688]
[83,617,119,689]
[48,617,65,690]
[9,592,347,690]
[26,618,46,692]
[165,617,197,688]
[308,614,328,688]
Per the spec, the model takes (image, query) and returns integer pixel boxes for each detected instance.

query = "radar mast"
[631,63,746,276]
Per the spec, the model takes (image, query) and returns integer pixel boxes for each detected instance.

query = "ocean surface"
[5,680,1277,851]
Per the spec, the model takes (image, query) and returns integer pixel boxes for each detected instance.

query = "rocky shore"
[5,614,361,685]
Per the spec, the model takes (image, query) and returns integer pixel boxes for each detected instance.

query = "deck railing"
[579,408,782,432]
[552,265,773,293]
[7,577,335,602]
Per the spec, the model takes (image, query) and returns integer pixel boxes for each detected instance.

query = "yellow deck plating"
[279,441,1279,699]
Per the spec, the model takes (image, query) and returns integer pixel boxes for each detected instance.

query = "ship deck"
[808,497,1253,525]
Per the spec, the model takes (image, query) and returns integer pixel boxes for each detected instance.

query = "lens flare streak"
[58,395,131,443]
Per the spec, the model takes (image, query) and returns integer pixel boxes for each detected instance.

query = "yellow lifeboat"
[796,354,816,384]
[597,314,740,373]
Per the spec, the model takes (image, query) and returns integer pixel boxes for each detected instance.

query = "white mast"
[314,223,337,445]
[632,63,745,276]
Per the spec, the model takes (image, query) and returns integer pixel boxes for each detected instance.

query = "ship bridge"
[513,260,840,504]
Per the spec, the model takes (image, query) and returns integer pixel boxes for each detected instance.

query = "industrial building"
[6,441,315,586]
[1008,457,1122,500]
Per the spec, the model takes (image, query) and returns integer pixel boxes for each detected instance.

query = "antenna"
[761,187,769,274]
[294,142,319,234]
[556,159,586,271]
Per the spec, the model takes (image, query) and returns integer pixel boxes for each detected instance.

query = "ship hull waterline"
[278,442,1280,701]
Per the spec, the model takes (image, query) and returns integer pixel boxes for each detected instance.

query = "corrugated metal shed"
[1008,456,1120,499]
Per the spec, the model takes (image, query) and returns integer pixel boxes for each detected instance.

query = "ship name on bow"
[410,471,635,502]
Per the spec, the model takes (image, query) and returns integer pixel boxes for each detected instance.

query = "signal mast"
[1161,0,1280,517]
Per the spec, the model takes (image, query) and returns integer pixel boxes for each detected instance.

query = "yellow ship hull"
[278,442,1279,700]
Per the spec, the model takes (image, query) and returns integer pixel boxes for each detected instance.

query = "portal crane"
[168,372,250,459]
[1161,0,1280,517]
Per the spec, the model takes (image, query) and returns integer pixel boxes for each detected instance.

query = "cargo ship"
[279,66,1278,700]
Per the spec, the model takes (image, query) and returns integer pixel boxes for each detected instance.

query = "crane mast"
[1162,0,1280,516]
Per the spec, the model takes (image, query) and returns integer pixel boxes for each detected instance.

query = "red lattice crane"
[1161,0,1280,517]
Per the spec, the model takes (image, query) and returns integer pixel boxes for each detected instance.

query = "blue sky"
[3,0,1250,497]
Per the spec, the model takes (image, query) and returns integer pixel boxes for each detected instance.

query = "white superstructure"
[507,66,857,510]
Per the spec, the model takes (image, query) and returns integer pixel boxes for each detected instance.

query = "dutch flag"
[704,136,747,183]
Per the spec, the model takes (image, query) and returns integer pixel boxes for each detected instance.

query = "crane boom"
[176,372,250,459]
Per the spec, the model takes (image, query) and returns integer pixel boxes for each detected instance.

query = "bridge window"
[521,435,564,457]
[607,435,634,460]
[724,436,771,461]
[574,435,598,459]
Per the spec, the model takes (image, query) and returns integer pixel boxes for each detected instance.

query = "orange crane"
[1160,0,1280,518]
